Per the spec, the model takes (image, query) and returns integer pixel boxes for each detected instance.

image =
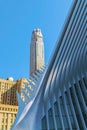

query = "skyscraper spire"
[30,29,44,76]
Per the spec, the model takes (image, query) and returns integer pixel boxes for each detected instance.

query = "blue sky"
[0,0,73,80]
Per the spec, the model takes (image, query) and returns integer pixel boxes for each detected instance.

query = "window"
[48,108,55,130]
[54,102,62,129]
[42,116,47,130]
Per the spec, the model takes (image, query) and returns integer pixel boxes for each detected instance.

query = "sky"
[0,0,73,81]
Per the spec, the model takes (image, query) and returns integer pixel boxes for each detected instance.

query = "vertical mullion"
[62,92,72,130]
[72,86,86,129]
[57,97,65,130]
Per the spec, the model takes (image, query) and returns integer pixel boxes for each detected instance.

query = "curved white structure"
[12,0,87,129]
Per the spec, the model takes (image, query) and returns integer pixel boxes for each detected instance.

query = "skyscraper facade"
[0,104,18,130]
[0,78,28,130]
[30,29,44,76]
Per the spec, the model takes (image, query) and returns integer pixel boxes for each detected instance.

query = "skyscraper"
[30,29,44,76]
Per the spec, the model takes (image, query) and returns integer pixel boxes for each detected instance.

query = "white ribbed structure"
[12,0,87,129]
